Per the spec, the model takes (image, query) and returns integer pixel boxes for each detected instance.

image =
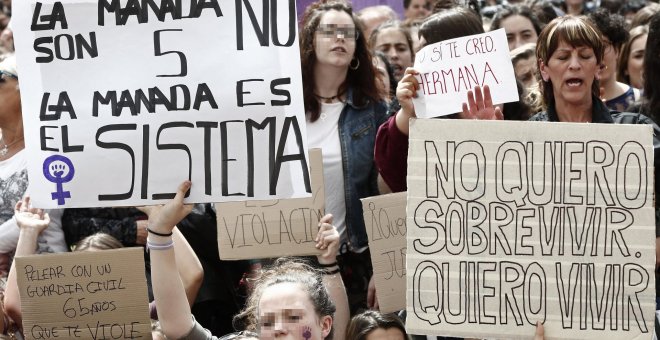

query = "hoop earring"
[350,57,360,70]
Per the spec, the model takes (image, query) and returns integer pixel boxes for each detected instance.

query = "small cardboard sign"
[406,119,656,339]
[412,29,518,118]
[16,248,151,340]
[216,149,325,260]
[362,192,407,313]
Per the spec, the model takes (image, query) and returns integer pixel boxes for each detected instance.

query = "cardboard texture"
[411,29,518,118]
[16,248,152,340]
[406,119,656,339]
[12,0,311,208]
[362,192,407,313]
[216,149,325,260]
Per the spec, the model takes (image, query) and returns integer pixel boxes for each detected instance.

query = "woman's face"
[365,328,406,340]
[374,27,413,81]
[258,283,331,340]
[600,38,618,84]
[627,34,647,89]
[373,56,391,100]
[540,40,600,107]
[0,76,20,122]
[314,10,357,70]
[501,15,538,51]
[513,55,538,90]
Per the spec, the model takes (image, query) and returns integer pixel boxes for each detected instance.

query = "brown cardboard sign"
[362,192,407,313]
[406,119,656,339]
[216,149,325,260]
[16,247,152,340]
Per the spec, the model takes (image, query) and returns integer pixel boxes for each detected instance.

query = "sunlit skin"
[404,0,430,21]
[627,34,647,89]
[259,282,331,340]
[514,55,538,90]
[501,15,538,51]
[365,328,406,340]
[374,27,413,81]
[539,41,600,122]
[314,11,356,70]
[373,56,391,101]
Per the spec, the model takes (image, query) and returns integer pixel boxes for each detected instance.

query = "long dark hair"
[418,7,484,45]
[490,4,543,36]
[642,13,660,121]
[346,311,409,340]
[300,1,381,122]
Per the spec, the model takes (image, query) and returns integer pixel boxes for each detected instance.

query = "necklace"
[314,93,340,103]
[0,136,23,157]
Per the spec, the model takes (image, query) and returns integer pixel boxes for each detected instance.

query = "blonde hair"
[74,233,123,252]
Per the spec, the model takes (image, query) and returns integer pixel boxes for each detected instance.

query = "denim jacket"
[338,88,388,250]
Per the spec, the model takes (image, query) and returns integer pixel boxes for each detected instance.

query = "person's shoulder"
[610,111,658,125]
[528,111,550,121]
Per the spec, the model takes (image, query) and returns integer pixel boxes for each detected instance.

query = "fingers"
[14,199,22,213]
[494,106,504,120]
[474,86,484,110]
[461,103,471,119]
[483,85,493,109]
[43,212,51,225]
[319,213,333,225]
[174,180,191,204]
[467,89,477,115]
[534,321,544,340]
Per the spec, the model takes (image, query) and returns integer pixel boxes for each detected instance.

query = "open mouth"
[565,78,583,87]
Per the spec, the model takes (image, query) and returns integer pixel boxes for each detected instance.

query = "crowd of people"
[1,0,660,338]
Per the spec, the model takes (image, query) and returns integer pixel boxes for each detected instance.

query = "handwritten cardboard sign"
[362,192,407,313]
[16,248,151,340]
[411,29,518,118]
[216,149,324,260]
[406,119,656,339]
[13,0,311,208]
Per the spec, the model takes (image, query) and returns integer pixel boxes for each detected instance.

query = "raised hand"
[460,85,504,120]
[137,181,193,235]
[14,196,50,233]
[315,214,339,265]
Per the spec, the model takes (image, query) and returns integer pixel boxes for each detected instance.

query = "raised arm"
[4,197,50,328]
[172,228,203,306]
[139,181,194,339]
[315,214,349,339]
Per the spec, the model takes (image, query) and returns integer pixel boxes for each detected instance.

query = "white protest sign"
[411,29,518,118]
[216,148,324,260]
[16,248,151,340]
[12,0,310,208]
[362,192,407,313]
[406,119,656,339]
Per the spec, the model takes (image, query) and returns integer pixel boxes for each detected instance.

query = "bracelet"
[146,226,173,237]
[324,268,341,275]
[318,262,338,268]
[147,239,174,251]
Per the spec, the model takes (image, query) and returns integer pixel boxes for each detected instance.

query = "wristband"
[318,261,338,268]
[147,239,174,251]
[324,268,341,275]
[146,226,173,237]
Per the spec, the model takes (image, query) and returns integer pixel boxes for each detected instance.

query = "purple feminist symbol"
[302,326,312,340]
[43,155,75,205]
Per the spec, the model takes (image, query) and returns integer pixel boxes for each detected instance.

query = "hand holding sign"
[138,181,193,234]
[315,214,339,265]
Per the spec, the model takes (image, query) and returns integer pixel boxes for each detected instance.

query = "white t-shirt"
[306,102,347,244]
[0,150,67,254]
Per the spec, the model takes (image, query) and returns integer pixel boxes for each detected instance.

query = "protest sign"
[12,0,310,208]
[216,148,324,260]
[411,29,518,118]
[406,119,656,339]
[16,248,151,340]
[362,192,407,313]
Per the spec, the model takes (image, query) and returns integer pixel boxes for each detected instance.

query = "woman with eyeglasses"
[143,181,348,340]
[300,0,387,314]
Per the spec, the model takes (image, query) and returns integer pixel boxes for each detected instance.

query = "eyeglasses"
[218,331,259,340]
[317,24,359,40]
